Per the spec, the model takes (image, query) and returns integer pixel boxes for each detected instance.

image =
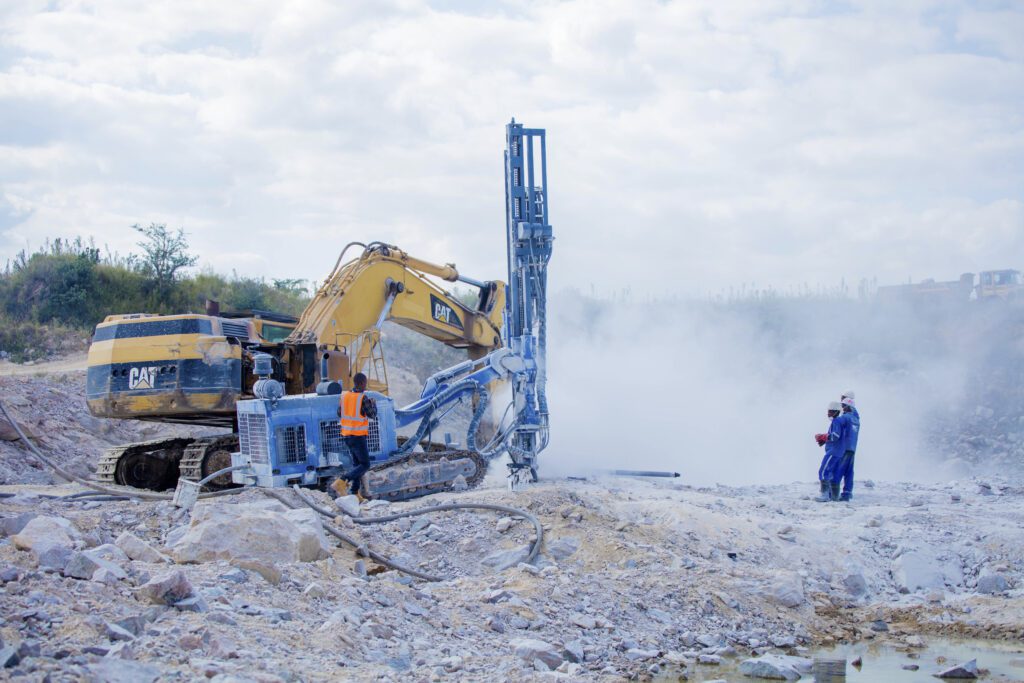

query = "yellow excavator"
[86,242,505,490]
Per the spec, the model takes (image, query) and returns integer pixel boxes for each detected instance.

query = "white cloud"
[0,0,1021,294]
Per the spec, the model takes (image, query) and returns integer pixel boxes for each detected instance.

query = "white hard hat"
[841,397,855,408]
[828,401,842,412]
[842,390,855,399]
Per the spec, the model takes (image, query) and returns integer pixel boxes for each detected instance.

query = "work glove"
[814,433,827,446]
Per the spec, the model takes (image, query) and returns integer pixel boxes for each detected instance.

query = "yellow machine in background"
[86,242,505,490]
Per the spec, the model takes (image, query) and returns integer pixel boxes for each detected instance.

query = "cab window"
[260,323,293,343]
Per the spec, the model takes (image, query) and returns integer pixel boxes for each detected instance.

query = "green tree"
[133,223,197,299]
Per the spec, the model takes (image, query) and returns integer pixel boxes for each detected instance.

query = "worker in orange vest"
[338,372,377,495]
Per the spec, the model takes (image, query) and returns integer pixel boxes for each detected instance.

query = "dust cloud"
[541,290,1020,486]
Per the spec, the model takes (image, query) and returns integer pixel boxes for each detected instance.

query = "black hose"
[289,485,545,570]
[0,399,246,503]
[262,488,441,582]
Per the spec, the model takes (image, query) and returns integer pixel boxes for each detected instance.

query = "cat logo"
[430,294,463,330]
[128,366,160,390]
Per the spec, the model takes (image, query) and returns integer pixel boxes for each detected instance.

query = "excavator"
[86,248,505,491]
[89,118,551,499]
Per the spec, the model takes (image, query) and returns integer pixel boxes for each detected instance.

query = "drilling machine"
[228,119,553,499]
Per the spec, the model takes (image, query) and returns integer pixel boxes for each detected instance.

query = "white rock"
[769,574,805,608]
[168,503,330,565]
[739,654,813,680]
[63,550,127,581]
[10,516,83,570]
[334,495,361,517]
[976,572,1009,594]
[842,572,868,597]
[512,638,563,670]
[303,582,327,599]
[481,545,531,571]
[570,613,597,629]
[892,551,945,593]
[626,648,659,661]
[115,532,169,563]
[934,658,978,679]
[137,569,196,605]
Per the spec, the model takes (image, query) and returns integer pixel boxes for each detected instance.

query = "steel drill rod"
[607,469,681,478]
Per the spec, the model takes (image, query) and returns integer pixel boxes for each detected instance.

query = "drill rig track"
[361,447,490,502]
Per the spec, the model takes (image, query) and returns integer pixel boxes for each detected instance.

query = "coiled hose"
[282,485,544,580]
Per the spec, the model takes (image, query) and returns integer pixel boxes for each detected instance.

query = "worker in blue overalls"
[814,401,845,502]
[833,392,860,501]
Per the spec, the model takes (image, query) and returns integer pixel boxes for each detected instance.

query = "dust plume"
[541,290,1021,486]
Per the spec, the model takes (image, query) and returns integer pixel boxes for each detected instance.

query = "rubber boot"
[838,490,852,502]
[814,481,833,503]
[830,483,841,502]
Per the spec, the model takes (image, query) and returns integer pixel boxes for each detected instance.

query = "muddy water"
[660,637,1024,682]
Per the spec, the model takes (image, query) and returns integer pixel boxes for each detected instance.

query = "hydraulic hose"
[196,465,250,489]
[289,485,545,569]
[394,378,479,455]
[263,488,441,582]
[0,399,245,503]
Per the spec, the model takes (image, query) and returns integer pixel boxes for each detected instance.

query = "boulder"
[86,659,162,683]
[303,582,327,599]
[115,532,169,564]
[769,574,805,608]
[167,503,330,565]
[63,550,127,581]
[934,658,978,679]
[512,638,563,671]
[0,512,37,537]
[842,572,868,597]
[11,516,83,570]
[334,495,361,517]
[739,654,813,680]
[137,569,196,606]
[546,536,580,561]
[976,572,1009,595]
[481,544,531,571]
[571,613,597,629]
[892,551,945,593]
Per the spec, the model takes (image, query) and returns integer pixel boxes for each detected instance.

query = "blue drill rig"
[228,120,553,500]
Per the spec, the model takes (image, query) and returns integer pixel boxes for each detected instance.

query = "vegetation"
[0,230,310,361]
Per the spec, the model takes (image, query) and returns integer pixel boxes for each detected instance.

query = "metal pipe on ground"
[608,470,680,478]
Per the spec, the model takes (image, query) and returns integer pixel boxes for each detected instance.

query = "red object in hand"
[814,433,827,446]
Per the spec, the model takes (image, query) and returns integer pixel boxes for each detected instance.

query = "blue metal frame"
[503,119,553,475]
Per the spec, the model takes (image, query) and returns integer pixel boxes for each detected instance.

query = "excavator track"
[361,447,490,502]
[179,434,240,489]
[94,437,194,491]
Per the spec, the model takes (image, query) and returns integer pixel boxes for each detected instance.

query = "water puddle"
[659,637,1024,682]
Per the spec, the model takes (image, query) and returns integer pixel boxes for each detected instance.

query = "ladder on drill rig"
[503,119,553,485]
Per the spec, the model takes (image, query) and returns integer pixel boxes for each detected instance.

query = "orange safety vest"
[339,391,369,437]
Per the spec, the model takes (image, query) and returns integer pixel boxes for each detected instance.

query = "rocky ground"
[1,366,1023,681]
[1,472,1023,682]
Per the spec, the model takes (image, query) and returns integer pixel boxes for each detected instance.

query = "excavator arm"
[281,243,505,393]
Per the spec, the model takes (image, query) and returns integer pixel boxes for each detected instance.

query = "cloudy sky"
[1,0,1021,297]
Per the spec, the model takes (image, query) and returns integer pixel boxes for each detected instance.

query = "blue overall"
[833,408,860,495]
[818,416,845,482]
